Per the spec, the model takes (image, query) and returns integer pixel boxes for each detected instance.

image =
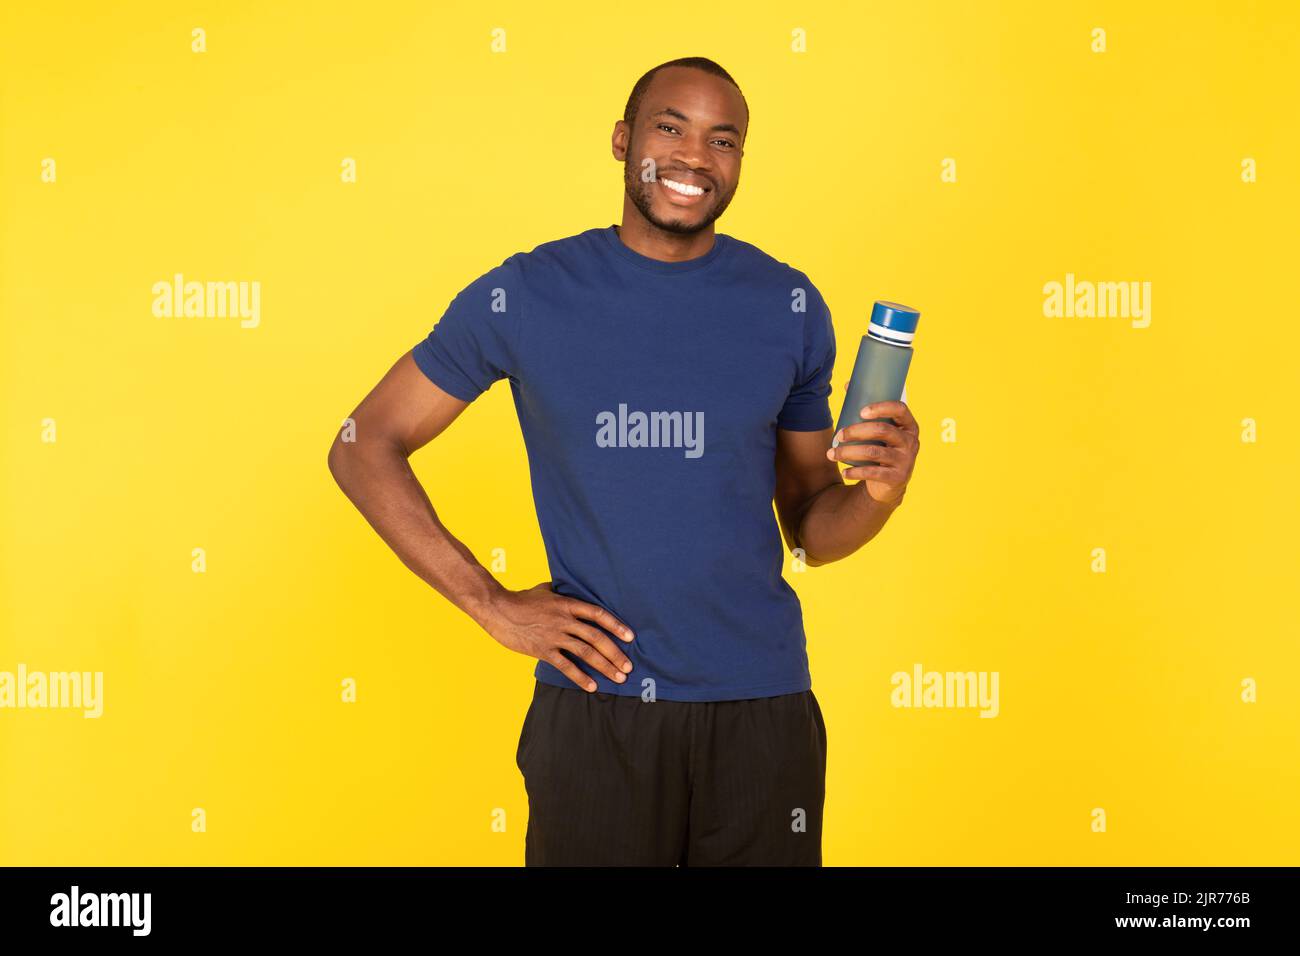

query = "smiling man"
[327,56,919,866]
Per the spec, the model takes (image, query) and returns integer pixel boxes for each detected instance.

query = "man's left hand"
[825,400,919,507]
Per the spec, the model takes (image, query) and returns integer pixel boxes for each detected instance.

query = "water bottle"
[832,300,920,467]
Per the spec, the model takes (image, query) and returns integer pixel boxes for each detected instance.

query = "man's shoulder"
[501,226,606,276]
[721,233,824,297]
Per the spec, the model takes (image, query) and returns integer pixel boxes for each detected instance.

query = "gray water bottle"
[832,300,921,467]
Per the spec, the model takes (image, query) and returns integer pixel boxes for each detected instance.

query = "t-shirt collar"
[600,224,729,275]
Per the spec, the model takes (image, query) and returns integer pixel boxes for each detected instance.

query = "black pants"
[516,679,827,866]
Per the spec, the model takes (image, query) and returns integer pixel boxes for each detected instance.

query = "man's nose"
[669,134,713,172]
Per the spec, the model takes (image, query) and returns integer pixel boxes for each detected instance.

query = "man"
[327,56,919,866]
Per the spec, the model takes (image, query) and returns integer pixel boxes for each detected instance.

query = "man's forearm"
[794,480,902,566]
[327,438,505,630]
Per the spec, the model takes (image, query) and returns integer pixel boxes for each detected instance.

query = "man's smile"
[657,175,712,205]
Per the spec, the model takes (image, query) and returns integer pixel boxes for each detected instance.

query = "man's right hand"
[327,355,635,695]
[482,582,635,692]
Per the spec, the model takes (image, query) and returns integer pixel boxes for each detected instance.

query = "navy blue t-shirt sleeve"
[411,256,524,402]
[776,277,836,431]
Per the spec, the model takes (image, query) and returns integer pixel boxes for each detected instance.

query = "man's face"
[615,66,747,235]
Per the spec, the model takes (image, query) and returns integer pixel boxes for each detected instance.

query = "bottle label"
[867,321,914,346]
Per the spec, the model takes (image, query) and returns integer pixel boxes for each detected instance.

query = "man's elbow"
[328,427,410,487]
[789,533,832,568]
[327,432,355,487]
[327,437,343,483]
[795,547,831,568]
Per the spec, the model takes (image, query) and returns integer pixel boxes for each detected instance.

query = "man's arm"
[327,350,505,625]
[326,350,635,691]
[773,400,919,567]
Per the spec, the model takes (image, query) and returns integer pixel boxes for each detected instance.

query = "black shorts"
[515,679,828,866]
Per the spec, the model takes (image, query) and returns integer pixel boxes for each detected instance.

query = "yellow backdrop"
[2,0,1297,865]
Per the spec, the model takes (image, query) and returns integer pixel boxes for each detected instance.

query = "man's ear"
[611,121,629,160]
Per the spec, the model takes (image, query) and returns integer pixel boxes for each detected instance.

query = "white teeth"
[662,178,705,196]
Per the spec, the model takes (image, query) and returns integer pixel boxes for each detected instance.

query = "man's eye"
[657,124,734,148]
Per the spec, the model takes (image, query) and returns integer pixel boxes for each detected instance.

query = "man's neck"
[614,220,716,263]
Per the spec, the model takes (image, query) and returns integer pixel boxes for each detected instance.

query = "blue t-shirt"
[412,224,836,702]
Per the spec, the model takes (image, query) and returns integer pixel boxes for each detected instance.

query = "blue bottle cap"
[867,300,921,346]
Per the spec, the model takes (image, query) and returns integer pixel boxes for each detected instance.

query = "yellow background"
[2,0,1297,865]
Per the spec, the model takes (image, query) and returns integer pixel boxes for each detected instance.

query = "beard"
[622,151,736,236]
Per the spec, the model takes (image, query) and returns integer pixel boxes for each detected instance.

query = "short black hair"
[623,57,748,134]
